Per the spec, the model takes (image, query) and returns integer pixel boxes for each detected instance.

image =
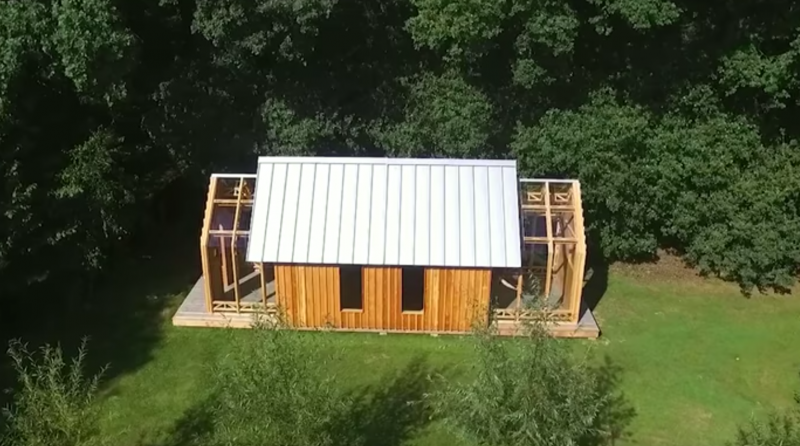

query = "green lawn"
[589,273,799,445]
[82,263,800,446]
[5,236,795,446]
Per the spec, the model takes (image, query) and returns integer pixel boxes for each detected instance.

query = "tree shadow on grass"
[158,355,438,446]
[328,355,436,446]
[156,395,216,446]
[0,216,203,409]
[582,248,609,313]
[78,231,200,380]
[582,356,638,446]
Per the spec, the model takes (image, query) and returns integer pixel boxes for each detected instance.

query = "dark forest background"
[2,0,799,313]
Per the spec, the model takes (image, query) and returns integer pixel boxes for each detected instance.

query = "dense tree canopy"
[1,0,799,302]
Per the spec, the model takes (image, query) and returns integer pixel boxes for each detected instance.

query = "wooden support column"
[516,186,526,323]
[515,272,523,322]
[230,178,245,313]
[258,263,268,307]
[544,182,554,299]
[219,226,229,287]
[569,181,586,323]
[200,177,218,313]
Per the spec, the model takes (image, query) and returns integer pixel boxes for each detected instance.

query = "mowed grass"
[589,273,800,445]
[85,265,800,446]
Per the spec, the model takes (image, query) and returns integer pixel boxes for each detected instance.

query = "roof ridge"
[256,156,517,168]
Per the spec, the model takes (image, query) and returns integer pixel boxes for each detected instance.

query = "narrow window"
[401,267,425,312]
[339,266,363,310]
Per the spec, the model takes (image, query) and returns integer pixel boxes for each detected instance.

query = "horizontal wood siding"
[275,265,340,328]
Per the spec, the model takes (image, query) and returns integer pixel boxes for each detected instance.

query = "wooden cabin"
[173,157,598,338]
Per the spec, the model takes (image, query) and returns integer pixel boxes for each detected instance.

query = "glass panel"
[522,211,547,238]
[207,234,249,248]
[549,183,573,206]
[211,205,236,231]
[241,178,256,200]
[237,207,253,231]
[214,178,242,200]
[520,182,545,206]
[523,244,548,267]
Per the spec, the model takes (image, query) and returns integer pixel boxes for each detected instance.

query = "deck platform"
[172,278,260,328]
[172,277,600,338]
[495,309,600,339]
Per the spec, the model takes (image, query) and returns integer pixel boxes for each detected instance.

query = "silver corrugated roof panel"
[246,157,522,268]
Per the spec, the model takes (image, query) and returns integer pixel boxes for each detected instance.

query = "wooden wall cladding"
[423,268,491,332]
[274,265,341,328]
[274,265,492,333]
[359,267,492,332]
[351,267,402,330]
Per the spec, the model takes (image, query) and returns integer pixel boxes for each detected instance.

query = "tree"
[4,0,800,310]
[371,71,495,158]
[0,0,169,302]
[513,90,800,292]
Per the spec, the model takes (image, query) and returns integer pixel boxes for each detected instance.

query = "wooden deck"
[494,309,600,339]
[171,277,266,328]
[172,277,600,338]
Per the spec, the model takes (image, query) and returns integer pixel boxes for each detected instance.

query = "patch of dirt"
[685,406,715,431]
[609,250,708,283]
[609,251,800,296]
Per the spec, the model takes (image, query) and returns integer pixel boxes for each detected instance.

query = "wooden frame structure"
[493,179,587,325]
[190,171,593,337]
[199,174,277,315]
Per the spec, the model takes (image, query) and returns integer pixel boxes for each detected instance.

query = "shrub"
[730,380,800,446]
[432,321,633,446]
[203,320,344,446]
[1,338,104,446]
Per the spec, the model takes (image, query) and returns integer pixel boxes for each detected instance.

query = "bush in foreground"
[202,319,344,446]
[1,339,104,446]
[731,380,800,446]
[432,321,634,446]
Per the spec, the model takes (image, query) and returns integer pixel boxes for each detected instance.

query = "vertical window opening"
[339,266,363,310]
[402,267,425,312]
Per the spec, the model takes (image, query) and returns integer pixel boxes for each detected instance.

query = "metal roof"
[245,157,522,268]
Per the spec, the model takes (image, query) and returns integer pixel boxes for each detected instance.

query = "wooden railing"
[493,307,573,322]
[211,301,278,314]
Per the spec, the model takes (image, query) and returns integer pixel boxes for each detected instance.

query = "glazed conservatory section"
[199,174,278,315]
[492,179,587,325]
